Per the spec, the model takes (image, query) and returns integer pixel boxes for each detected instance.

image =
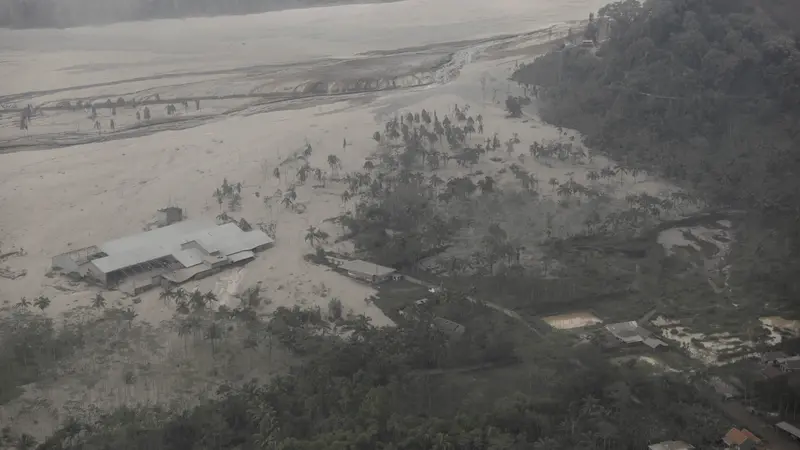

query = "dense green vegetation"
[32,300,728,450]
[513,0,800,305]
[0,305,83,404]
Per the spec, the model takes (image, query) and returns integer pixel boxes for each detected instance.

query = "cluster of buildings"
[52,218,273,294]
[604,320,668,349]
[761,351,800,376]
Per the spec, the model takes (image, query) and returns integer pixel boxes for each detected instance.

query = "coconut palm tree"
[121,307,137,329]
[304,226,329,248]
[92,293,106,309]
[296,165,309,184]
[16,434,37,450]
[213,188,224,210]
[429,174,444,189]
[327,154,342,177]
[363,160,375,171]
[173,288,189,313]
[217,212,232,224]
[34,295,51,311]
[17,296,30,309]
[228,192,242,211]
[477,176,496,194]
[203,291,218,305]
[548,177,559,191]
[557,183,573,197]
[177,317,196,354]
[204,322,224,356]
[341,190,352,206]
[159,287,174,306]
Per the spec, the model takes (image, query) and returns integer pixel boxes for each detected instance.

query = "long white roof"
[90,220,272,273]
[334,258,396,276]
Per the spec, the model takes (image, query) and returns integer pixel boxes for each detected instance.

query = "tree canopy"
[513,0,800,301]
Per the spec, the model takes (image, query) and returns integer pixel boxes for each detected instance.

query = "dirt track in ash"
[0,41,463,152]
[0,25,569,153]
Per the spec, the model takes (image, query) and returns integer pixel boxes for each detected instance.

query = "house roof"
[648,441,695,450]
[762,365,785,379]
[777,422,800,438]
[172,248,205,268]
[762,351,789,360]
[723,428,761,446]
[334,259,396,277]
[90,220,272,273]
[606,321,649,343]
[228,250,255,263]
[433,317,465,336]
[778,356,800,370]
[644,337,667,348]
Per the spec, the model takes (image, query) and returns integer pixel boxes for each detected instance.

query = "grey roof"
[433,317,465,336]
[336,259,396,277]
[606,321,649,343]
[173,248,205,268]
[777,422,800,438]
[90,220,272,273]
[783,359,800,370]
[229,250,255,263]
[644,338,667,348]
[648,441,695,450]
[185,223,272,256]
[762,351,789,361]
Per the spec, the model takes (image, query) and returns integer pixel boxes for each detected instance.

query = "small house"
[778,356,800,372]
[433,317,466,338]
[644,337,668,350]
[605,321,650,344]
[761,351,789,366]
[721,428,761,449]
[332,259,401,284]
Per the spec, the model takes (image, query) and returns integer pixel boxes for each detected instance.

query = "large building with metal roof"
[52,219,273,291]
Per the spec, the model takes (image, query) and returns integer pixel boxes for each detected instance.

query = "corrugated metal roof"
[173,248,205,268]
[334,259,396,277]
[92,220,215,273]
[189,223,272,256]
[777,422,800,438]
[90,220,272,273]
[644,338,667,348]
[606,321,645,343]
[162,264,212,284]
[229,250,255,263]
